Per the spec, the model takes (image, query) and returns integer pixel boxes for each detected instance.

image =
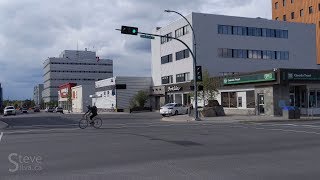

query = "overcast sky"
[0,0,271,100]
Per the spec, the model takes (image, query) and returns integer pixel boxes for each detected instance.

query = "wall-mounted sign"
[224,72,276,85]
[167,86,182,92]
[287,72,320,80]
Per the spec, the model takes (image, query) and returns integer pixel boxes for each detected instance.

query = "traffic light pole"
[116,26,200,120]
[164,10,199,121]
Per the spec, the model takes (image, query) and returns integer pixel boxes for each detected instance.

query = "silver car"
[4,106,16,116]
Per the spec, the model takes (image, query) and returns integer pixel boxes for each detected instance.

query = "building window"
[300,9,304,17]
[161,54,173,64]
[275,17,279,20]
[246,91,255,108]
[161,75,173,84]
[161,32,172,44]
[221,92,237,108]
[218,25,288,39]
[275,2,279,9]
[283,15,286,21]
[291,0,294,3]
[176,49,190,60]
[319,3,320,11]
[309,6,313,14]
[291,12,294,19]
[283,0,286,6]
[218,48,289,60]
[176,72,190,83]
[175,25,189,38]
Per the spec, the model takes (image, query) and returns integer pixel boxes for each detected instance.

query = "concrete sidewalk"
[162,115,320,123]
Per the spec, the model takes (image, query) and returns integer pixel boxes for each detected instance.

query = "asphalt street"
[1,112,320,179]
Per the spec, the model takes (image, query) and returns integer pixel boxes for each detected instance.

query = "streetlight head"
[164,9,172,13]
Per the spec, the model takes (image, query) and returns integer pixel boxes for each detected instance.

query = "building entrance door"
[258,94,265,115]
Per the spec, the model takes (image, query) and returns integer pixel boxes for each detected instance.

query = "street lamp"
[164,10,200,121]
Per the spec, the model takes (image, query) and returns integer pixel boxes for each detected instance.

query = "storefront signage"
[223,72,276,85]
[287,72,320,81]
[167,86,182,92]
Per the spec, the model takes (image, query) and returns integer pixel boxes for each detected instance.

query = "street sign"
[140,34,155,39]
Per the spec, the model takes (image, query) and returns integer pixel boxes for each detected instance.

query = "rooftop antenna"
[76,41,79,60]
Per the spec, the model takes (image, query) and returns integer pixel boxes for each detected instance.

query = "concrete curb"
[0,120,9,129]
[240,118,320,123]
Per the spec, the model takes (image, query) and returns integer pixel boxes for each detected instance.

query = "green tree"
[131,91,149,108]
[190,70,220,106]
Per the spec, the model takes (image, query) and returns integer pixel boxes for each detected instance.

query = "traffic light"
[121,26,138,35]
[196,66,203,82]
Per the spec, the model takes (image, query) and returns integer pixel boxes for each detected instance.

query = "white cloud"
[0,0,271,99]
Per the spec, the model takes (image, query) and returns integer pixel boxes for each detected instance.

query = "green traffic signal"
[121,26,138,35]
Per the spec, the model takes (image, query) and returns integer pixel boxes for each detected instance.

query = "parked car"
[22,108,28,113]
[55,107,64,113]
[160,103,189,116]
[4,106,16,116]
[34,107,40,112]
[45,107,54,113]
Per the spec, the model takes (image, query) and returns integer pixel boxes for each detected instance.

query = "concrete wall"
[255,86,274,116]
[72,85,95,113]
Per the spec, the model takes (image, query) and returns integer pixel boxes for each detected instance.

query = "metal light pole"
[164,10,200,121]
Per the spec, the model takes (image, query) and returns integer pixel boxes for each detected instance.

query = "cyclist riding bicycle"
[84,105,98,124]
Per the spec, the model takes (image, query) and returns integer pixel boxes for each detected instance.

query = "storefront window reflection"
[309,90,316,108]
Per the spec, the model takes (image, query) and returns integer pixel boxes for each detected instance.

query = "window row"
[44,78,103,83]
[218,48,289,60]
[221,91,255,108]
[161,32,172,44]
[162,72,190,84]
[276,5,319,21]
[161,49,190,64]
[47,62,112,66]
[218,25,288,39]
[176,49,189,61]
[161,54,173,64]
[175,25,189,38]
[161,25,189,44]
[50,70,112,74]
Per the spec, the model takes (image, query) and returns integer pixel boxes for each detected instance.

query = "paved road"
[1,113,320,179]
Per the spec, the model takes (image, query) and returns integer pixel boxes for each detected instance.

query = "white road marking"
[0,132,3,142]
[253,123,320,129]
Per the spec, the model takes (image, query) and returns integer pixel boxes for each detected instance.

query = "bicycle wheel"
[93,117,102,129]
[79,118,88,129]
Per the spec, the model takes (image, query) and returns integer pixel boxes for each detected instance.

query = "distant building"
[92,77,152,112]
[71,84,95,113]
[42,49,113,103]
[58,83,77,110]
[33,84,44,106]
[272,0,320,64]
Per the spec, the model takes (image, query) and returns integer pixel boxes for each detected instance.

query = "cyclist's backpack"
[92,106,98,113]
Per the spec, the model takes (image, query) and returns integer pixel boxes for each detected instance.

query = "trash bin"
[282,106,295,119]
[294,107,300,119]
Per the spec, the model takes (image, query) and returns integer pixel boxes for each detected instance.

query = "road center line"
[0,132,3,142]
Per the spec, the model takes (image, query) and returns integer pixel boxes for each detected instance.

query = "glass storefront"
[289,85,320,109]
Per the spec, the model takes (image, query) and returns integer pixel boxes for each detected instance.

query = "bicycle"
[79,114,102,129]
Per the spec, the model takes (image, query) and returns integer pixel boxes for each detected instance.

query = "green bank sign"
[224,72,276,85]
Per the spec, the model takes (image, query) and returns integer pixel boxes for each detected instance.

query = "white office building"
[33,84,44,106]
[151,12,317,109]
[71,85,95,113]
[42,49,113,103]
[92,76,152,112]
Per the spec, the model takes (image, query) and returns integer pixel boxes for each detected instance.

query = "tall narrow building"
[0,83,3,108]
[33,84,44,106]
[272,0,320,64]
[42,49,113,103]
